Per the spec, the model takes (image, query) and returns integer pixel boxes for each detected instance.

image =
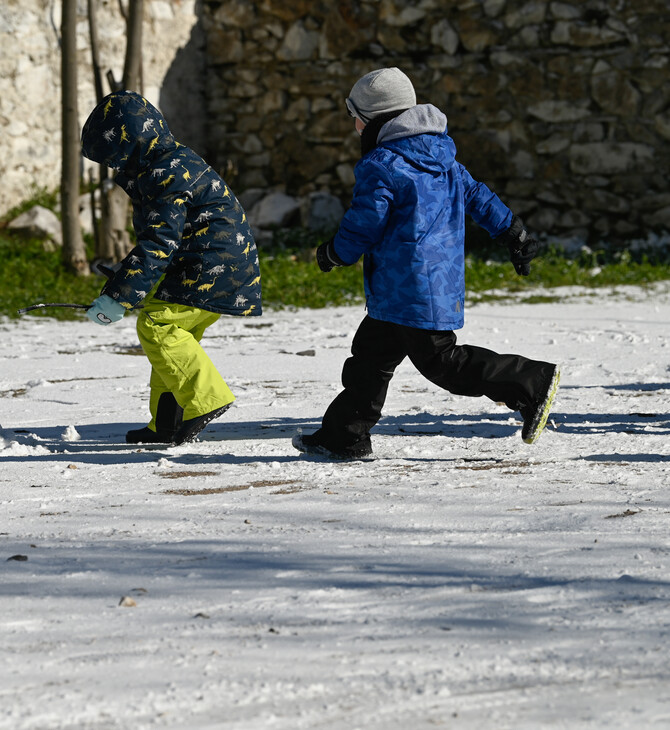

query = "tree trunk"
[87,0,110,260]
[122,0,144,92]
[108,0,145,260]
[86,0,146,263]
[61,0,90,276]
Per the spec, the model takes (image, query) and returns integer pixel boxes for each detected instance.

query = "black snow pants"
[317,315,556,450]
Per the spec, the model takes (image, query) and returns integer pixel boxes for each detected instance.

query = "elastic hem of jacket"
[366,307,464,332]
[151,294,263,317]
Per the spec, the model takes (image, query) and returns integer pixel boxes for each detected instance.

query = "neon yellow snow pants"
[136,294,235,430]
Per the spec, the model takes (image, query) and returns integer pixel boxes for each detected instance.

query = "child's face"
[355,117,366,136]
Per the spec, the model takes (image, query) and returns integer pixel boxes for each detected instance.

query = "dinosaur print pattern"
[81,90,262,317]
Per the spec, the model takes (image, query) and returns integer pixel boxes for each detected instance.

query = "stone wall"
[0,0,204,217]
[202,0,670,244]
[3,0,670,244]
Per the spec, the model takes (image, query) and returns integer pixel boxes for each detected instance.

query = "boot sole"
[522,367,561,444]
[292,432,373,460]
[126,428,175,445]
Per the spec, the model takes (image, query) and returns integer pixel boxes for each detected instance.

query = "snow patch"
[61,424,81,441]
[0,435,51,455]
[26,378,50,388]
[1,292,670,727]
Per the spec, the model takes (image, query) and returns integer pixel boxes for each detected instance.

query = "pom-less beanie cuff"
[347,67,417,123]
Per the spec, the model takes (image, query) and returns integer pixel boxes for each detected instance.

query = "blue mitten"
[86,294,127,325]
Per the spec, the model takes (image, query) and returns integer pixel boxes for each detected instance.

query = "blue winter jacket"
[81,91,261,317]
[333,104,512,330]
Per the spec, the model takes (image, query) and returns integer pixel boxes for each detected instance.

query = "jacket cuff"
[326,238,348,267]
[495,214,525,247]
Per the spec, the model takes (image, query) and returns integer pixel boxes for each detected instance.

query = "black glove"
[315,238,346,273]
[496,215,538,276]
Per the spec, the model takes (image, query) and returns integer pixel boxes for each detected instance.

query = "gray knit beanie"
[346,68,417,123]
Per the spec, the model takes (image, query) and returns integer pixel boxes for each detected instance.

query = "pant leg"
[146,367,170,431]
[319,316,407,448]
[399,326,555,412]
[136,298,235,421]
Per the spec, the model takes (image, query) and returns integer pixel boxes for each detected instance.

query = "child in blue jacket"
[293,68,559,459]
[81,91,262,446]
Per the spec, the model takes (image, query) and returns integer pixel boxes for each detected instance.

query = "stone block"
[569,143,655,176]
[259,0,316,23]
[591,60,640,116]
[551,20,626,47]
[648,206,670,229]
[585,189,631,214]
[557,209,591,229]
[550,3,581,21]
[212,0,256,28]
[654,111,670,142]
[276,21,320,61]
[504,1,547,29]
[633,193,670,212]
[528,100,590,122]
[458,15,498,52]
[206,28,244,64]
[8,205,62,246]
[301,192,344,231]
[248,192,301,228]
[526,207,559,232]
[536,134,570,155]
[431,19,459,55]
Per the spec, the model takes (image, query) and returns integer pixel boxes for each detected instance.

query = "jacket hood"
[81,90,177,175]
[377,103,447,143]
[375,103,454,173]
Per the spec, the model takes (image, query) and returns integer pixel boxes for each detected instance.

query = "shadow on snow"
[1,406,669,465]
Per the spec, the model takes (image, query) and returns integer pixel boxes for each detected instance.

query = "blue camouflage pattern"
[333,105,512,331]
[81,91,261,318]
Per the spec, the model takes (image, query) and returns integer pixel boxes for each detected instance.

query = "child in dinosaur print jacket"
[81,90,262,446]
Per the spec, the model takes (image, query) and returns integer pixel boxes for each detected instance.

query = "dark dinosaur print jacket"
[81,90,261,317]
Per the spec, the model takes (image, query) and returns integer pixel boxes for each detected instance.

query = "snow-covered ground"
[1,285,669,729]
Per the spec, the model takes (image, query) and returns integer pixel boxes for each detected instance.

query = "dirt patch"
[605,509,641,519]
[456,460,530,471]
[159,470,220,480]
[162,479,301,496]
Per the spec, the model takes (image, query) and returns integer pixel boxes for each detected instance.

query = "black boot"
[126,392,184,444]
[292,429,373,459]
[171,403,232,446]
[520,365,561,444]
